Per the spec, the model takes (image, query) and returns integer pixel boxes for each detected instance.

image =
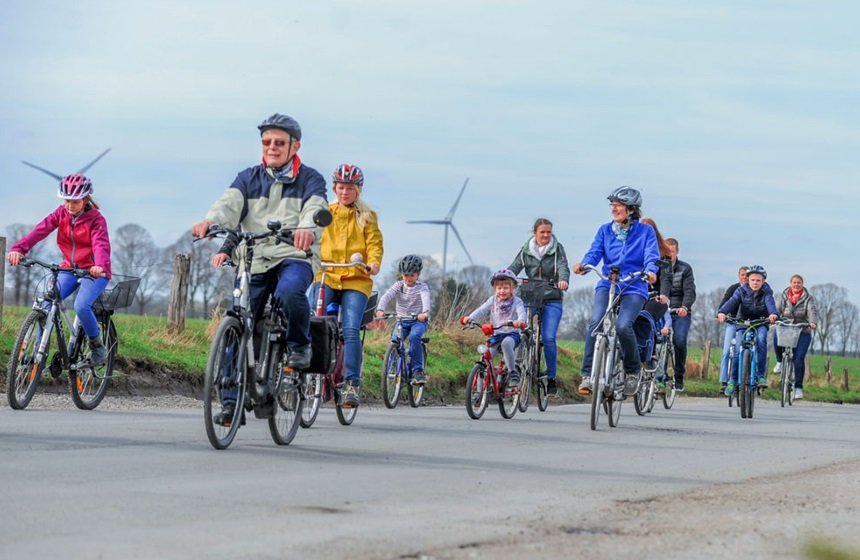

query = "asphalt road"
[1,397,858,559]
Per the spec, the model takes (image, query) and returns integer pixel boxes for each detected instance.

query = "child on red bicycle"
[460,269,527,389]
[717,264,778,394]
[376,255,432,384]
[7,174,111,365]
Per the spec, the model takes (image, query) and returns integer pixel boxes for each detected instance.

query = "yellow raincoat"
[316,202,384,296]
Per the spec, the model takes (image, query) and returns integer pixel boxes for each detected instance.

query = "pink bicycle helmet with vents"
[57,174,93,200]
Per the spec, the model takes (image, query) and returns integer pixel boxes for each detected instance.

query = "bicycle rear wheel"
[267,343,302,446]
[589,337,607,431]
[408,344,427,408]
[466,363,489,420]
[300,373,322,428]
[70,315,116,410]
[203,317,246,449]
[381,343,402,409]
[780,356,793,407]
[7,310,48,410]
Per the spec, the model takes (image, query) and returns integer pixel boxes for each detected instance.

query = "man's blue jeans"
[672,314,692,383]
[581,289,646,378]
[719,323,737,383]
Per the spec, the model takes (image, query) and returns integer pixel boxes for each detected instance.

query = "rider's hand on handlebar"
[367,263,380,276]
[768,313,778,324]
[512,321,526,330]
[646,272,657,284]
[292,229,315,252]
[573,262,585,275]
[809,322,817,330]
[88,265,104,278]
[7,251,23,266]
[460,316,470,326]
[717,312,726,323]
[417,312,428,322]
[375,310,384,319]
[211,252,230,267]
[481,323,494,336]
[558,280,569,291]
[191,220,214,238]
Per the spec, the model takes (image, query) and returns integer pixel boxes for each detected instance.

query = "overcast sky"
[2,1,858,304]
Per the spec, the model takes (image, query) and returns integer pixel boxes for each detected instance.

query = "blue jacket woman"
[574,187,660,397]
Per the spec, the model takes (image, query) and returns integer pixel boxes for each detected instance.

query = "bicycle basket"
[775,324,802,349]
[93,275,141,312]
[517,278,546,309]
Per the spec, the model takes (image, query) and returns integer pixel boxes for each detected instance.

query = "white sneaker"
[773,362,782,374]
[794,388,803,400]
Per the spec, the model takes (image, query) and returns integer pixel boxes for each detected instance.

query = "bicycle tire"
[516,333,533,413]
[534,338,548,412]
[739,350,751,419]
[780,356,792,407]
[466,363,489,420]
[381,343,402,409]
[300,373,322,428]
[69,315,116,410]
[645,375,657,414]
[589,337,607,431]
[7,310,49,410]
[607,353,623,428]
[498,373,519,419]
[408,343,428,408]
[267,343,302,446]
[203,317,246,449]
[787,360,795,406]
[633,378,649,416]
[662,353,677,410]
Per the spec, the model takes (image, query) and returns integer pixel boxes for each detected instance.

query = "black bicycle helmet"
[607,186,642,208]
[747,264,767,279]
[398,254,423,275]
[258,113,302,140]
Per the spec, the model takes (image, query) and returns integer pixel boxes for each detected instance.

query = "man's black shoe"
[546,378,558,396]
[213,402,245,427]
[286,344,312,370]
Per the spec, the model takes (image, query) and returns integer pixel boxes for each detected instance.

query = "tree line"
[4,222,859,355]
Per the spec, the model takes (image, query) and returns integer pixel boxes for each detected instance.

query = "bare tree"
[690,288,723,348]
[4,224,59,305]
[834,301,859,356]
[111,223,165,314]
[558,286,593,340]
[809,283,847,353]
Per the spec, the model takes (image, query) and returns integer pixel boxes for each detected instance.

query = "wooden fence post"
[0,237,5,330]
[167,254,191,334]
[842,369,850,392]
[700,340,711,379]
[825,357,833,386]
[804,354,811,382]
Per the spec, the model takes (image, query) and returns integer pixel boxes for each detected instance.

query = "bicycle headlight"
[232,288,242,299]
[477,343,488,354]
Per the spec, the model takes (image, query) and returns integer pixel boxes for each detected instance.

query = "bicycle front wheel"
[633,376,649,416]
[466,364,489,420]
[516,337,532,413]
[739,350,751,419]
[787,360,796,406]
[267,343,302,446]
[661,353,677,410]
[7,310,49,410]
[381,343,402,409]
[780,356,792,407]
[589,337,607,431]
[300,373,322,428]
[203,317,246,450]
[70,315,116,410]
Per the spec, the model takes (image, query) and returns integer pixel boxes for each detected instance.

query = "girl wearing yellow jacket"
[312,164,383,408]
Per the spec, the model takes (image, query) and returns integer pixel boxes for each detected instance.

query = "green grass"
[2,305,857,403]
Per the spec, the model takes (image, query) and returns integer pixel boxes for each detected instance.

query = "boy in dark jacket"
[717,265,778,394]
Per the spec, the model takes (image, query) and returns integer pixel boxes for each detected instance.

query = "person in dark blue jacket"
[574,187,660,397]
[717,264,778,394]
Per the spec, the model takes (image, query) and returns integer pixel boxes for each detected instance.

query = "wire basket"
[517,278,547,309]
[94,275,141,312]
[775,323,803,349]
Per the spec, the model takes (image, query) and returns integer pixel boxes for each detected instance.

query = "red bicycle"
[463,320,521,419]
[300,258,377,428]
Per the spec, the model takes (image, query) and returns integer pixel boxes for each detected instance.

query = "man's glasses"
[262,139,289,148]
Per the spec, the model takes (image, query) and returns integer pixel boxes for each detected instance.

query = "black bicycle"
[6,258,139,410]
[201,211,331,449]
[515,278,557,413]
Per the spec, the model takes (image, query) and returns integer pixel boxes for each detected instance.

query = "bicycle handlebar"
[581,264,648,284]
[19,257,101,278]
[721,316,772,328]
[774,320,810,328]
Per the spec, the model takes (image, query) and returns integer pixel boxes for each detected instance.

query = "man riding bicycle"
[191,113,328,424]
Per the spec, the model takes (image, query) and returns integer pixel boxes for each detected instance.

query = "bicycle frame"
[466,321,518,399]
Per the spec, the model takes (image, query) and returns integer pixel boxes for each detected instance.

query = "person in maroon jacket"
[7,174,112,364]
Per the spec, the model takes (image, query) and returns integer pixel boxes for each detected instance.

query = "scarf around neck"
[529,236,551,259]
[612,221,630,241]
[788,288,803,305]
[264,154,302,184]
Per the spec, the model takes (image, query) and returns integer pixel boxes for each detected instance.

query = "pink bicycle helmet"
[332,164,365,187]
[58,174,93,200]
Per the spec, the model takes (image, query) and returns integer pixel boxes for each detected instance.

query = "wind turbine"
[22,148,112,181]
[407,177,474,282]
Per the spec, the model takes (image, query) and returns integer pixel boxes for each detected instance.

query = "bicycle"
[300,258,378,428]
[723,316,772,419]
[463,320,521,420]
[636,307,679,415]
[515,278,556,413]
[581,264,648,430]
[379,313,429,409]
[7,258,139,411]
[201,213,330,449]
[774,320,809,408]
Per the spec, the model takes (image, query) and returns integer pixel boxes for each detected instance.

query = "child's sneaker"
[720,381,727,394]
[506,369,521,390]
[623,370,641,396]
[412,369,426,385]
[756,374,768,388]
[341,381,361,408]
[578,377,593,395]
[546,378,558,396]
[725,381,736,396]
